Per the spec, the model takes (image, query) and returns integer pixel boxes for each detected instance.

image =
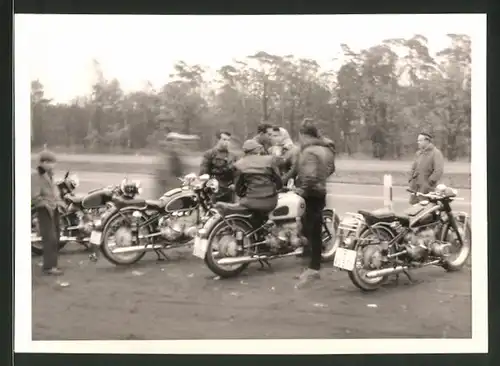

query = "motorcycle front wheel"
[440,214,472,271]
[204,217,254,278]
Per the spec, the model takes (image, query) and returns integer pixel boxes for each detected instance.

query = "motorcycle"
[332,184,471,292]
[192,179,340,278]
[88,173,219,266]
[31,172,141,255]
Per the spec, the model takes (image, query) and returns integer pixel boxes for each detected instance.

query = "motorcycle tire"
[100,208,150,266]
[440,214,472,272]
[320,209,341,262]
[204,217,253,278]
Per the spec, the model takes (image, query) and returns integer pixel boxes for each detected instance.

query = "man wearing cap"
[199,130,238,203]
[31,150,65,276]
[408,132,445,205]
[233,139,283,230]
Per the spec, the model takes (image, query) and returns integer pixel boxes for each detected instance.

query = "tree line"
[31,33,471,160]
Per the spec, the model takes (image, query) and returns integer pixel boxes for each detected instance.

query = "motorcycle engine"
[158,215,197,242]
[76,212,95,235]
[264,220,307,252]
[404,227,451,260]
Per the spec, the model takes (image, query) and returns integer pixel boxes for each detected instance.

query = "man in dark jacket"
[31,150,65,276]
[233,139,283,228]
[408,132,445,204]
[199,130,238,203]
[252,122,273,154]
[293,119,336,289]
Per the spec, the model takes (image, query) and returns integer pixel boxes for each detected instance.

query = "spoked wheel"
[321,210,341,262]
[348,228,394,292]
[204,217,255,278]
[31,208,69,256]
[441,214,472,271]
[100,211,150,266]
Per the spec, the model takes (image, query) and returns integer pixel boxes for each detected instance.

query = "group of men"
[198,118,337,288]
[31,117,445,286]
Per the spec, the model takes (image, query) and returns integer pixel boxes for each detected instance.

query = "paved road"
[31,170,472,340]
[32,152,471,174]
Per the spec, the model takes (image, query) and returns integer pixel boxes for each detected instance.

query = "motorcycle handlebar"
[406,188,462,201]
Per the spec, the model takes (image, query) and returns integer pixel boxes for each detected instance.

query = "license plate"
[89,231,102,246]
[333,248,357,271]
[192,236,209,259]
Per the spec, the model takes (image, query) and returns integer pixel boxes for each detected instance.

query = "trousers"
[302,195,326,270]
[36,207,60,270]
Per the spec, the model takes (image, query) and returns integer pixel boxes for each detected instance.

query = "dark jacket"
[234,154,283,211]
[199,147,237,186]
[295,137,336,198]
[31,167,61,211]
[252,134,272,154]
[409,143,444,193]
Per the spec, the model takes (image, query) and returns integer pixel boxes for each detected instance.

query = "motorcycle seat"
[215,202,252,217]
[112,196,147,208]
[145,199,166,209]
[66,195,83,204]
[358,208,409,227]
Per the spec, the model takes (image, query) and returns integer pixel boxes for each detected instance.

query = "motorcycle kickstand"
[257,259,273,272]
[402,269,414,284]
[154,249,169,262]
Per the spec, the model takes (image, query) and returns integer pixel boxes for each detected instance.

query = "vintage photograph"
[15,13,487,354]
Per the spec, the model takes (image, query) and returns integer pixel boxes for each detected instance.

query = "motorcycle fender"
[198,213,223,239]
[101,206,144,228]
[198,213,251,239]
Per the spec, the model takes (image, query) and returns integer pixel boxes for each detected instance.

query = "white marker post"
[383,174,393,211]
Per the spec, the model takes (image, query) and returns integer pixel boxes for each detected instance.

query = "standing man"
[31,150,64,276]
[408,132,445,205]
[293,119,336,289]
[252,122,273,154]
[199,130,237,203]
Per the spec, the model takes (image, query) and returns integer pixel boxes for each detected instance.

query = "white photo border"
[14,13,488,354]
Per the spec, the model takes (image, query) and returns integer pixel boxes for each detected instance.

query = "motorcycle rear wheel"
[347,227,394,292]
[100,210,150,266]
[320,209,341,262]
[204,218,253,278]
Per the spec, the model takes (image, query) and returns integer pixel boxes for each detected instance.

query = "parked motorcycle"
[88,173,219,266]
[31,172,141,255]
[332,184,471,291]
[192,180,340,278]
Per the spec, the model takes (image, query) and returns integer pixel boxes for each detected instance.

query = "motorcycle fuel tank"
[163,191,198,213]
[269,191,305,221]
[81,188,114,209]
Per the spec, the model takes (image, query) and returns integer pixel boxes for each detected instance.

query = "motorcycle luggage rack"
[338,212,365,235]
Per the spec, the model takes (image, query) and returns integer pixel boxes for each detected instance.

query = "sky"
[16,14,482,103]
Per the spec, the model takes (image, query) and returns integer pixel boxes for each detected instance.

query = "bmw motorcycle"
[192,180,340,278]
[31,172,141,255]
[332,184,471,292]
[88,173,220,266]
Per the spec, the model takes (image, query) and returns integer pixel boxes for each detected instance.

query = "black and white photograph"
[15,13,487,354]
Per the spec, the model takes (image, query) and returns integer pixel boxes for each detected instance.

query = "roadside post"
[383,174,393,211]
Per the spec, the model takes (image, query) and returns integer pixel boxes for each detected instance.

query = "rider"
[233,139,283,229]
[199,130,238,203]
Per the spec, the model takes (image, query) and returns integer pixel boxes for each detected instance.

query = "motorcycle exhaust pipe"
[110,244,165,254]
[217,248,303,266]
[32,235,79,243]
[365,260,441,278]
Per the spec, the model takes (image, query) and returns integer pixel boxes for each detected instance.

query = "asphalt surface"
[31,170,472,340]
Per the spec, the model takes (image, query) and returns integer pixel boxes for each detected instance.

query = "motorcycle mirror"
[64,171,69,179]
